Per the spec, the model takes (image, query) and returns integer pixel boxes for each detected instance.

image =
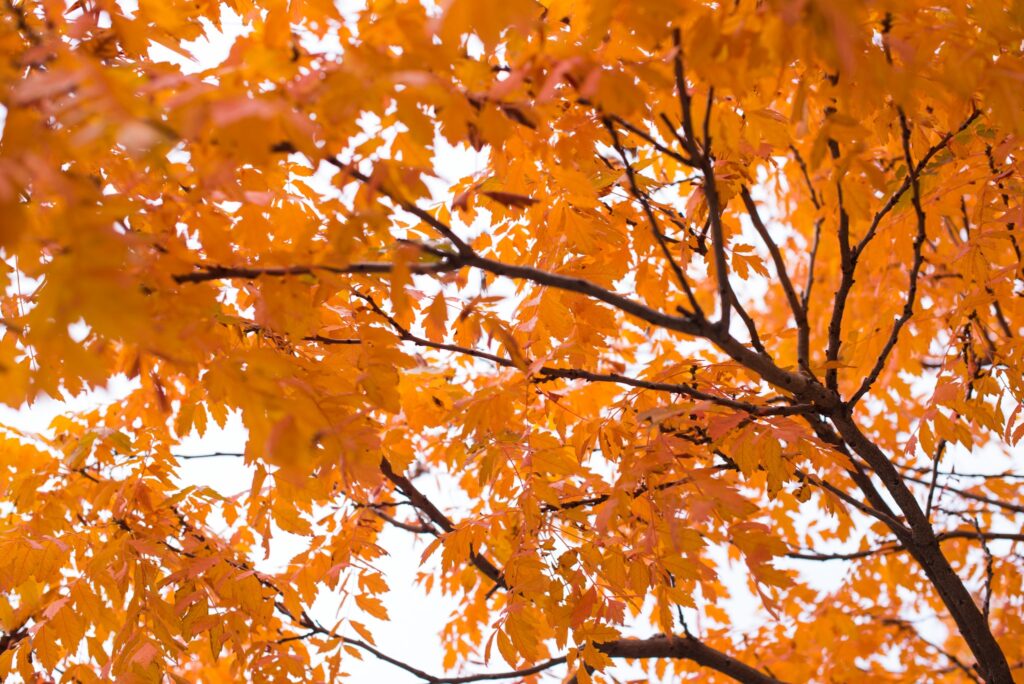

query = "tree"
[1,0,1023,681]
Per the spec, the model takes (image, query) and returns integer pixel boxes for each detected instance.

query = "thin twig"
[604,118,703,315]
[854,109,981,258]
[740,187,811,373]
[850,109,930,406]
[359,292,810,416]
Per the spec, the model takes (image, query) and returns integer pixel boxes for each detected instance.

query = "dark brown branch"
[802,414,908,534]
[0,623,28,658]
[304,334,361,345]
[903,473,1024,516]
[606,114,696,167]
[466,249,707,340]
[672,28,732,331]
[798,468,910,533]
[188,171,840,408]
[728,288,768,356]
[368,507,436,534]
[659,111,695,155]
[330,162,475,257]
[296,610,786,684]
[597,634,787,684]
[275,630,317,645]
[883,613,983,684]
[801,218,823,335]
[174,451,245,460]
[174,260,455,284]
[788,529,1024,562]
[855,109,981,257]
[925,437,949,521]
[829,412,1013,682]
[924,366,976,521]
[535,367,815,416]
[356,291,813,416]
[379,458,508,591]
[284,603,569,684]
[740,187,811,373]
[670,30,701,159]
[900,466,1024,481]
[786,544,899,562]
[824,182,853,391]
[933,530,1024,545]
[84,468,778,684]
[541,470,727,512]
[849,110,929,406]
[971,517,995,622]
[788,146,821,210]
[604,117,702,315]
[239,320,362,348]
[702,87,714,153]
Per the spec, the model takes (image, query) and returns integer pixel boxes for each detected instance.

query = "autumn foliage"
[3,0,1024,682]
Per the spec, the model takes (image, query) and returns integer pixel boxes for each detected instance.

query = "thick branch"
[829,412,1013,683]
[671,28,732,330]
[824,182,853,391]
[597,634,787,684]
[174,260,455,284]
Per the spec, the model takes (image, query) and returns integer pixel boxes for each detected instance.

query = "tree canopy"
[2,0,1024,682]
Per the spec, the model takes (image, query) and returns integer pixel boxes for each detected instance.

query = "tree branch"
[824,181,853,391]
[904,472,1024,516]
[672,28,732,331]
[187,165,841,409]
[728,287,769,356]
[740,187,811,373]
[329,161,475,257]
[829,411,1013,682]
[174,260,455,284]
[604,117,702,315]
[606,113,696,168]
[801,218,823,340]
[379,458,508,591]
[854,109,981,258]
[597,634,788,684]
[849,109,929,406]
[356,291,813,416]
[788,145,821,210]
